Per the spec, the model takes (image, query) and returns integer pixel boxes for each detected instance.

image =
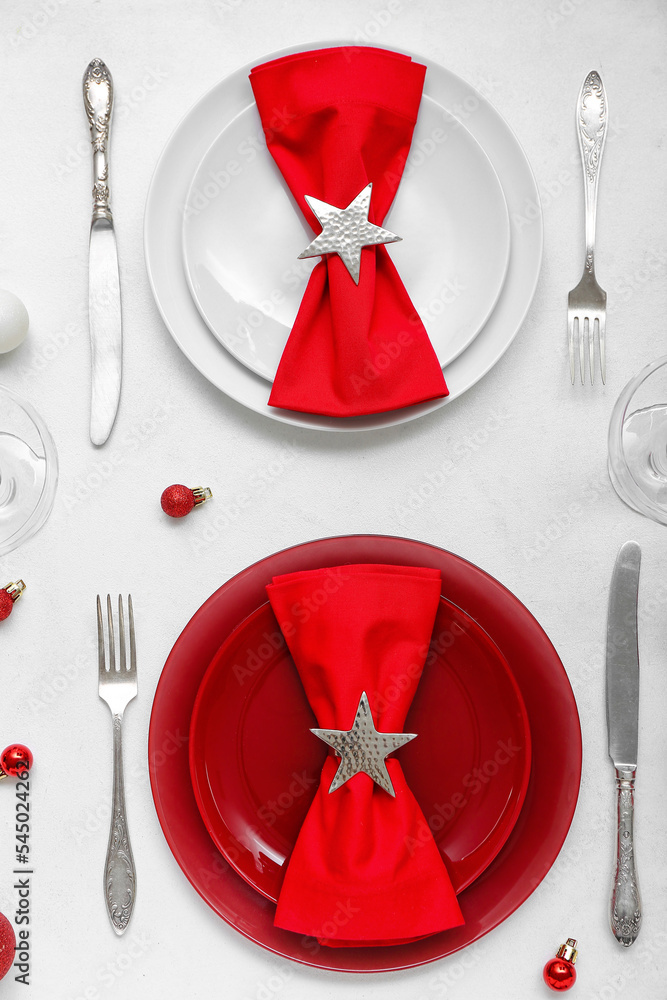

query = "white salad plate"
[182,95,510,382]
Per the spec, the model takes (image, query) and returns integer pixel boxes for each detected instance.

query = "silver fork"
[568,70,608,384]
[97,595,137,935]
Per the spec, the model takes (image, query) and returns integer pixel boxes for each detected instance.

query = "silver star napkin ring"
[311,691,416,797]
[298,183,401,285]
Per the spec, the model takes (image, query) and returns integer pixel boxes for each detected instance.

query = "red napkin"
[266,564,464,946]
[250,47,448,417]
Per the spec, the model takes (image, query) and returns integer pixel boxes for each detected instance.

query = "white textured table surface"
[2,0,667,997]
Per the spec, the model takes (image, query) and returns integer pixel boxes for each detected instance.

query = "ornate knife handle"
[611,767,641,947]
[83,58,114,223]
[576,70,607,276]
[104,715,136,935]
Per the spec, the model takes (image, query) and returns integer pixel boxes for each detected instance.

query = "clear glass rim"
[0,383,59,557]
[607,354,667,525]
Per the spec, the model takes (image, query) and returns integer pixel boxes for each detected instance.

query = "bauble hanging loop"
[0,580,26,621]
[161,485,212,518]
[0,744,33,780]
[543,938,578,992]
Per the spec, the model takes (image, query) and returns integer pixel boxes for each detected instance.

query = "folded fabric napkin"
[250,47,448,417]
[266,564,464,946]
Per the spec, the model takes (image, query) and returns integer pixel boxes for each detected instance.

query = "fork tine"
[107,594,116,671]
[97,595,106,676]
[578,317,585,385]
[118,595,126,672]
[589,317,595,385]
[128,595,136,674]
[599,315,606,384]
[568,315,575,384]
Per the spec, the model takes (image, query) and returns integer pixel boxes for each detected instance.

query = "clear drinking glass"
[608,355,667,524]
[0,384,58,556]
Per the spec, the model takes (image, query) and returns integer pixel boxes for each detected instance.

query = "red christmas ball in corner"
[0,580,25,622]
[161,485,212,518]
[0,911,16,982]
[543,938,578,991]
[0,744,33,779]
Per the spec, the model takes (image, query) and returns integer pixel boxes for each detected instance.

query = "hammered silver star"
[311,691,416,797]
[297,183,401,284]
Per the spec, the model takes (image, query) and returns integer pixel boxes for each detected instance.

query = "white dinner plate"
[145,44,542,432]
[182,96,510,382]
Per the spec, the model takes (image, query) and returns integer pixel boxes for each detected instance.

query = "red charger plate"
[189,597,531,901]
[149,535,581,973]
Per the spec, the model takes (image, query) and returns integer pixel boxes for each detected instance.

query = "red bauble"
[161,484,195,518]
[0,581,26,621]
[0,591,12,621]
[0,912,15,982]
[543,940,578,992]
[544,958,576,991]
[161,485,212,518]
[0,744,33,778]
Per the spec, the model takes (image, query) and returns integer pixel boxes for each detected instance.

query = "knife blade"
[605,540,641,946]
[83,58,122,446]
[607,541,640,768]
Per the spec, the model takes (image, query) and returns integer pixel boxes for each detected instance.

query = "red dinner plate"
[149,535,581,973]
[189,598,531,902]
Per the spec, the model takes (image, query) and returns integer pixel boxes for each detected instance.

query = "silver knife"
[606,540,642,946]
[83,58,122,446]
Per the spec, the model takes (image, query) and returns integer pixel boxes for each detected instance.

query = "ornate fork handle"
[83,58,114,223]
[611,767,641,946]
[576,70,607,276]
[105,714,136,935]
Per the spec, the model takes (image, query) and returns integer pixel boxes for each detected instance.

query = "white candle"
[0,290,29,354]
